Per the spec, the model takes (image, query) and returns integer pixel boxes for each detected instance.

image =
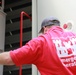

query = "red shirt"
[10,26,76,75]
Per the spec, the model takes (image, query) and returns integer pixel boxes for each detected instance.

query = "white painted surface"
[37,0,76,33]
[32,0,38,75]
[0,10,6,75]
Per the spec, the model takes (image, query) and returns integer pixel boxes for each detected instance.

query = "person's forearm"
[0,51,15,65]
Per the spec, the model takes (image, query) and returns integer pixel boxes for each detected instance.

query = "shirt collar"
[47,26,63,33]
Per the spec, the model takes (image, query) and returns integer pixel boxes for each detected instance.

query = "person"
[0,16,76,75]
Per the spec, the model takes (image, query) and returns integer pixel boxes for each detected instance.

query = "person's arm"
[0,51,14,65]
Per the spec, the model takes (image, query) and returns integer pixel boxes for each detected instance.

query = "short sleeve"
[10,37,44,66]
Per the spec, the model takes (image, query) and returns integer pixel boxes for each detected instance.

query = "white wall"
[37,0,76,32]
[0,10,6,75]
[32,0,38,75]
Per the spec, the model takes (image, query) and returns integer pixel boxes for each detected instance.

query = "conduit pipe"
[20,11,32,75]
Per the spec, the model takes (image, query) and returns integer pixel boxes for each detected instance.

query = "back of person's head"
[39,16,60,33]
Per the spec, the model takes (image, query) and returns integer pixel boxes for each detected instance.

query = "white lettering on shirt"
[52,37,76,67]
